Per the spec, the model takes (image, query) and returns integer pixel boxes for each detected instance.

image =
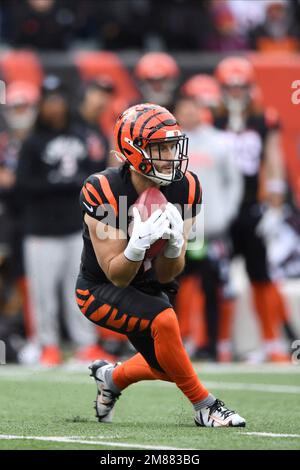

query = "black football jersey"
[215,109,280,206]
[79,164,202,285]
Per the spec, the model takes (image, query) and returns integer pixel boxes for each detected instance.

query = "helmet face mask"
[138,135,188,186]
[113,103,189,186]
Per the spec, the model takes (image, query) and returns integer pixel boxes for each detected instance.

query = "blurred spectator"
[74,78,115,174]
[93,0,152,50]
[249,0,300,52]
[64,0,98,45]
[267,205,300,280]
[202,0,247,51]
[6,0,76,50]
[214,57,296,362]
[290,0,300,26]
[16,75,114,366]
[134,52,180,110]
[150,0,210,51]
[0,80,40,361]
[228,0,269,35]
[4,81,39,134]
[181,74,222,121]
[175,95,243,361]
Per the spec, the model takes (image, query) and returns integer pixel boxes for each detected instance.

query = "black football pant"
[76,275,173,371]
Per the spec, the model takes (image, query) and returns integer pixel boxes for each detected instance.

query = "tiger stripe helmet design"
[113,103,188,186]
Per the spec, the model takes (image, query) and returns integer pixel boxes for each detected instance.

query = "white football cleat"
[89,360,121,423]
[195,399,246,428]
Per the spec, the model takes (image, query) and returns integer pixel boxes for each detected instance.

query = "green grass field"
[0,363,299,450]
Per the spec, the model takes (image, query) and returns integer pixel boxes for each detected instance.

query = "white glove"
[163,202,185,259]
[124,207,170,262]
[256,207,284,242]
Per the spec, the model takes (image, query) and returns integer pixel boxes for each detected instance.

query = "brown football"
[132,187,168,259]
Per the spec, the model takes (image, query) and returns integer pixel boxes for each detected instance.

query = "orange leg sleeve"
[218,298,235,342]
[176,276,195,339]
[112,352,170,390]
[17,276,35,339]
[272,284,289,323]
[176,276,207,348]
[251,282,281,340]
[150,308,209,404]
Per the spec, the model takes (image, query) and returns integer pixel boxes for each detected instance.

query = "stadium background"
[0,0,300,363]
[0,0,299,451]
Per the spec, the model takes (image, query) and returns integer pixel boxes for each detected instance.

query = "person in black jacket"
[73,79,114,175]
[0,81,40,361]
[16,76,114,366]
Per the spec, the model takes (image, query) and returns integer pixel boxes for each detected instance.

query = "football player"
[134,52,179,110]
[76,103,245,427]
[174,87,243,362]
[215,56,293,362]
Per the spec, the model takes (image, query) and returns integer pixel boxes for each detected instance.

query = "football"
[133,187,168,259]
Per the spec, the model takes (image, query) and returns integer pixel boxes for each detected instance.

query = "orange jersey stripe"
[106,308,127,330]
[185,171,196,206]
[81,294,96,315]
[95,175,118,216]
[139,319,150,331]
[89,303,111,322]
[86,182,103,205]
[76,297,85,307]
[126,317,139,333]
[76,288,89,296]
[82,186,97,206]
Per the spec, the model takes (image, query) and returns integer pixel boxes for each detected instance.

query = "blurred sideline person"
[248,0,300,52]
[134,52,180,111]
[214,57,294,362]
[74,78,114,175]
[74,77,130,357]
[76,102,245,427]
[175,91,243,361]
[0,81,39,359]
[8,0,76,50]
[16,75,114,366]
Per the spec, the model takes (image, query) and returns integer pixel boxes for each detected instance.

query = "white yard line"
[0,434,187,450]
[0,432,299,449]
[204,381,300,394]
[242,432,300,439]
[0,371,299,394]
[193,364,300,375]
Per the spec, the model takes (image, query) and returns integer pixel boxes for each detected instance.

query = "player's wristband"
[124,244,145,262]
